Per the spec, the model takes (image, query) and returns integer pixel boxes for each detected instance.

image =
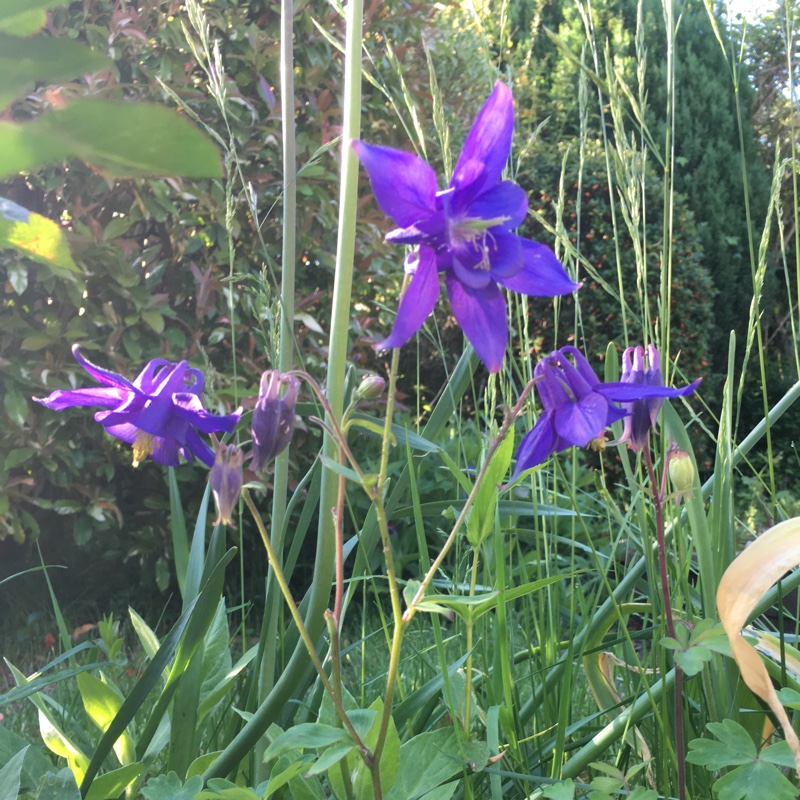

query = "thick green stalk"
[202,0,362,779]
[257,0,298,778]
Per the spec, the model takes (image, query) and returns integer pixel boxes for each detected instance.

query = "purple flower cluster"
[512,345,700,478]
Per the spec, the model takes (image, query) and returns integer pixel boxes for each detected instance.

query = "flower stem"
[644,445,685,800]
[244,488,371,760]
[463,545,481,733]
[404,378,538,624]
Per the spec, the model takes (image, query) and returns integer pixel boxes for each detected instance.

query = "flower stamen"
[132,431,155,467]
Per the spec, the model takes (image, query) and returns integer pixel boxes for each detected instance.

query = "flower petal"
[34,387,129,410]
[554,393,611,446]
[513,414,560,475]
[72,345,137,390]
[185,427,216,467]
[466,181,528,229]
[451,82,514,202]
[379,247,440,350]
[173,393,241,434]
[497,240,580,296]
[445,273,507,373]
[597,377,702,403]
[352,141,438,228]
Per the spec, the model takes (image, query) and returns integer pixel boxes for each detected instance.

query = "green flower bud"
[668,448,694,505]
[354,374,386,401]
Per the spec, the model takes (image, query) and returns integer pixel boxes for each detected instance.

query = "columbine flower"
[34,345,241,467]
[251,371,299,471]
[210,443,243,526]
[352,81,579,373]
[512,345,700,477]
[617,344,695,451]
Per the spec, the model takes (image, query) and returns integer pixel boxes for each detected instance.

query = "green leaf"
[4,387,28,427]
[141,771,204,800]
[0,197,80,272]
[384,729,464,800]
[467,432,513,547]
[542,779,576,800]
[0,100,223,179]
[713,761,798,800]
[0,0,73,35]
[83,763,142,800]
[0,745,27,799]
[319,454,363,485]
[76,672,135,765]
[263,724,352,762]
[0,33,110,110]
[34,767,81,800]
[686,720,756,769]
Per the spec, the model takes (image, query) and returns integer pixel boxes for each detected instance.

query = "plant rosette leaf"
[660,619,721,676]
[140,772,204,800]
[686,720,799,800]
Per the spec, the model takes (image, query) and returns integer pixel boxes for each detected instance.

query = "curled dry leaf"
[717,517,800,773]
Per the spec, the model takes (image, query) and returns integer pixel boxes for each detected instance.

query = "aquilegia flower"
[352,81,579,373]
[251,371,299,471]
[616,344,693,451]
[512,345,700,477]
[34,345,241,467]
[210,442,244,526]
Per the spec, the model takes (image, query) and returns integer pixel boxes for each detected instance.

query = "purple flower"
[352,82,579,373]
[251,371,299,471]
[210,443,244,526]
[617,344,687,451]
[34,345,241,467]
[512,345,700,477]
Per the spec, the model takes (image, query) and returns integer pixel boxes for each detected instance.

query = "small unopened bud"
[251,371,299,471]
[668,448,695,505]
[354,374,385,401]
[210,443,243,526]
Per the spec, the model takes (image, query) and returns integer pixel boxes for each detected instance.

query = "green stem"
[463,545,481,733]
[244,489,370,760]
[257,0,298,778]
[404,378,538,624]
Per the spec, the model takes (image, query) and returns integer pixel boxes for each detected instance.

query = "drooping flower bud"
[251,371,299,471]
[354,374,386,402]
[210,443,243,527]
[668,447,695,505]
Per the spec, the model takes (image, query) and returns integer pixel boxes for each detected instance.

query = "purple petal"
[352,141,438,228]
[34,387,129,410]
[379,247,440,350]
[466,181,528,229]
[172,393,241,434]
[445,273,507,373]
[497,240,580,296]
[451,82,514,202]
[185,427,215,467]
[72,345,136,391]
[513,414,559,476]
[554,393,611,446]
[597,377,702,403]
[486,230,524,279]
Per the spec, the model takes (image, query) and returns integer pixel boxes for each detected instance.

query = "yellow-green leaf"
[0,198,79,272]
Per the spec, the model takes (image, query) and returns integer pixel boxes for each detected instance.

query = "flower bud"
[210,443,243,527]
[668,448,695,505]
[354,374,386,401]
[251,371,299,471]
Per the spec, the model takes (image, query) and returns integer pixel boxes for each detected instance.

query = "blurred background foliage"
[1,0,796,615]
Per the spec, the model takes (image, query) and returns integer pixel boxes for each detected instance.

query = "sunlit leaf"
[0,197,79,273]
[717,517,800,771]
[0,100,223,179]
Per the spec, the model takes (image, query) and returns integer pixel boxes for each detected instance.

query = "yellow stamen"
[132,431,155,466]
[588,435,607,453]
